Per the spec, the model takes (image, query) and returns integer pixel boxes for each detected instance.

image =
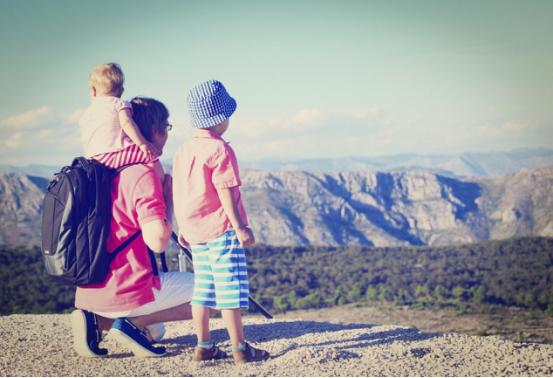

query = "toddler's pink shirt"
[75,164,165,313]
[79,96,133,158]
[173,129,248,244]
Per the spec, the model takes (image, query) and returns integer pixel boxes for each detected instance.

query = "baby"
[79,63,161,171]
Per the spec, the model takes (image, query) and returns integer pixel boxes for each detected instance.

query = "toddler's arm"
[119,109,160,158]
[216,186,255,247]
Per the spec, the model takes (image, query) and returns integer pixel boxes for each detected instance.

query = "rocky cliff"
[242,170,479,246]
[0,173,48,246]
[1,166,552,247]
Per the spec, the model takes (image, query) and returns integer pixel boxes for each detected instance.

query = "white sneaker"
[146,323,166,342]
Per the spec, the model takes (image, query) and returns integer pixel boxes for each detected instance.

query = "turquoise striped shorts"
[190,229,249,310]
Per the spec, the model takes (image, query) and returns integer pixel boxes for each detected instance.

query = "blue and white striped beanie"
[187,80,237,129]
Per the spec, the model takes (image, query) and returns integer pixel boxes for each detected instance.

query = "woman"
[71,97,194,358]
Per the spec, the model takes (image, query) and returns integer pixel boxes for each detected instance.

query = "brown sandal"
[192,344,229,362]
[232,342,270,364]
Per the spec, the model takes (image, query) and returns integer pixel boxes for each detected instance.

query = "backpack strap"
[73,156,90,168]
[116,162,138,173]
[108,232,168,275]
[108,231,141,261]
[147,249,168,276]
[160,252,168,273]
[107,163,144,259]
[148,249,159,276]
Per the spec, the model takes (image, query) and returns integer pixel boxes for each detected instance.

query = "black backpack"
[41,157,140,285]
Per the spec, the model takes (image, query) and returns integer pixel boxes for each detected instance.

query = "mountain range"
[1,163,552,247]
[2,148,553,179]
[241,166,553,246]
[240,148,553,177]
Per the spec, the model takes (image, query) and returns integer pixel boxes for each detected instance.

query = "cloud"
[291,108,323,126]
[231,106,387,141]
[264,108,326,131]
[224,106,396,160]
[0,106,54,129]
[0,106,81,165]
[0,105,198,166]
[369,118,553,156]
[476,120,534,138]
[228,111,553,161]
[4,132,24,149]
[1,105,549,166]
[62,108,85,125]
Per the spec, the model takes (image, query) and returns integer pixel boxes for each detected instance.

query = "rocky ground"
[281,302,553,345]
[1,313,553,376]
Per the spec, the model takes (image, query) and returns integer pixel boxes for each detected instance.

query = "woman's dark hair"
[130,97,169,142]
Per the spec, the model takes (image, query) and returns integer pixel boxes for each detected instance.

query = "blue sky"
[0,0,552,166]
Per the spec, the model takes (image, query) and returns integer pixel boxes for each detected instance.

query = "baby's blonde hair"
[88,63,125,96]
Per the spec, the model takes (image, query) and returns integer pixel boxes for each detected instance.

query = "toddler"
[79,63,160,170]
[173,80,269,364]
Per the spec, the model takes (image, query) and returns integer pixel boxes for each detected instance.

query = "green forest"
[247,237,553,315]
[1,237,553,316]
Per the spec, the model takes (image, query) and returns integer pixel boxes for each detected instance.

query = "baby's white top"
[79,96,133,157]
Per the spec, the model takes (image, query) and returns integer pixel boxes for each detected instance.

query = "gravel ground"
[1,314,553,376]
[280,303,553,344]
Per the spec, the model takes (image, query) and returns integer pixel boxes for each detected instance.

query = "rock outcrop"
[241,166,553,246]
[0,173,48,246]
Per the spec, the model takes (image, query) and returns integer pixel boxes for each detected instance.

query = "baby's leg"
[91,145,155,169]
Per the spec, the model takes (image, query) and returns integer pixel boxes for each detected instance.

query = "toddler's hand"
[178,234,190,249]
[139,142,160,159]
[236,226,255,247]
